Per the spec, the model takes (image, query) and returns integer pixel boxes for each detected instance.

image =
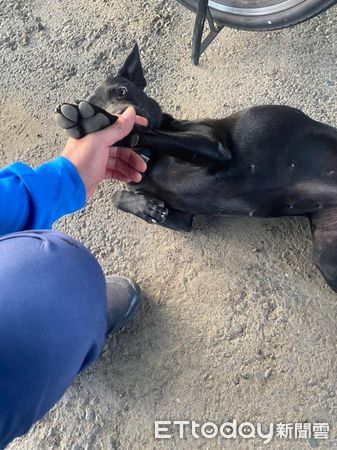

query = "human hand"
[62,107,148,200]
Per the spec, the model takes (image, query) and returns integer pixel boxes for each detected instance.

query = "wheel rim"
[207,0,306,16]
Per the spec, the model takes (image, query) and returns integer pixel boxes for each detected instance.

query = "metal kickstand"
[192,0,224,65]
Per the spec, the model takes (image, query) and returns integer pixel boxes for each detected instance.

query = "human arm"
[0,107,147,235]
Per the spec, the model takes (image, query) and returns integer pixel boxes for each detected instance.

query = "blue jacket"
[0,157,86,235]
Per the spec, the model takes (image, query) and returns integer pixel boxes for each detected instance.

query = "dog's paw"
[115,190,169,225]
[55,101,114,139]
[144,199,169,224]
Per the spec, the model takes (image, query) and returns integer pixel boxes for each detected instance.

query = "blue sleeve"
[0,156,86,235]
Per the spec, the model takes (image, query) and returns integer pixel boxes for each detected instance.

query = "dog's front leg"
[115,191,193,232]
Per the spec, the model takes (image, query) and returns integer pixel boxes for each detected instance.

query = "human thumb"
[99,107,136,144]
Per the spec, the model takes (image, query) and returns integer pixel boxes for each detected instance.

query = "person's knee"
[0,229,107,336]
[0,228,107,360]
[0,230,107,446]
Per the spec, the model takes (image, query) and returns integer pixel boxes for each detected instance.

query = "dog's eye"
[117,87,128,97]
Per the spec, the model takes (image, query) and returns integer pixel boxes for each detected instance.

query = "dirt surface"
[1,0,337,449]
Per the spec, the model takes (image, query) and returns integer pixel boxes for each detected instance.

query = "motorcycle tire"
[177,0,337,31]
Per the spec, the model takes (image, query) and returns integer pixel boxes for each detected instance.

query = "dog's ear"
[117,43,146,90]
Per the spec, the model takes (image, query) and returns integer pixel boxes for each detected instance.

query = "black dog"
[56,44,337,293]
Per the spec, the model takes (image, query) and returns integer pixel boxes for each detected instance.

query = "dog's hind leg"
[309,208,337,293]
[115,190,193,232]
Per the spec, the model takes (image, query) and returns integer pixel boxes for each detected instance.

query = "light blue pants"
[0,230,107,448]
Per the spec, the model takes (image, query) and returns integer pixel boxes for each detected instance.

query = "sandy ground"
[1,0,337,449]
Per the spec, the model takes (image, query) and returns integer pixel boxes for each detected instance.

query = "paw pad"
[55,100,117,139]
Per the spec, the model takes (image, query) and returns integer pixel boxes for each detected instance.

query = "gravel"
[1,0,337,448]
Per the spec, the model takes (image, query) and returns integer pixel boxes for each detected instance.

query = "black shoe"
[105,276,142,335]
